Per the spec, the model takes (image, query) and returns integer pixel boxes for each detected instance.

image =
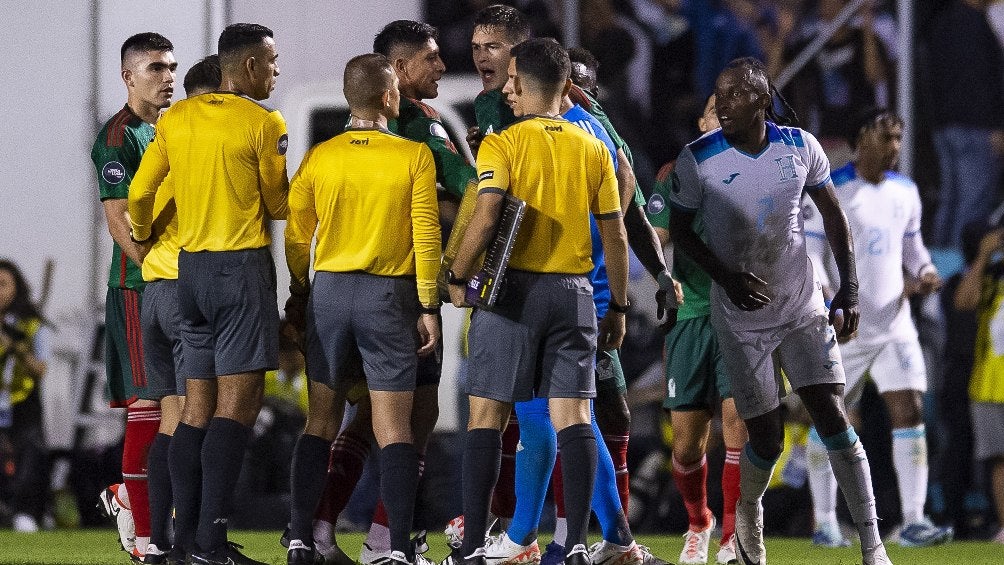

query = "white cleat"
[679,515,715,565]
[588,540,644,565]
[715,535,737,565]
[445,515,466,550]
[483,532,541,565]
[733,500,765,565]
[97,483,137,555]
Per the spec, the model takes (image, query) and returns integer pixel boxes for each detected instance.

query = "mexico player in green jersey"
[646,94,748,565]
[91,32,177,563]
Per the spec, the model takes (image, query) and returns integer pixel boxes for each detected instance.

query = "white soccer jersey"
[803,162,933,344]
[669,123,829,330]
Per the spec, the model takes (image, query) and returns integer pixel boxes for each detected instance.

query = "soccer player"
[647,94,748,565]
[667,57,892,565]
[304,20,477,565]
[446,38,629,565]
[283,52,441,565]
[91,31,176,563]
[802,108,953,548]
[138,54,221,565]
[129,23,287,565]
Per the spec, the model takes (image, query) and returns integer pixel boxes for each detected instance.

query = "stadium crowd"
[1,2,1003,565]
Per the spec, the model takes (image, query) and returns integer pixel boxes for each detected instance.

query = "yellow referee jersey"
[141,174,179,282]
[476,116,620,274]
[971,275,1004,403]
[129,92,289,252]
[285,128,440,308]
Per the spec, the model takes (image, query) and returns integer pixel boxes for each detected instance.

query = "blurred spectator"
[989,0,1004,48]
[924,0,1004,249]
[937,221,989,538]
[952,223,1004,544]
[690,0,766,99]
[0,259,53,532]
[789,0,893,162]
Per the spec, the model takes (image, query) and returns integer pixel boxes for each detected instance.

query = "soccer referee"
[283,53,440,565]
[129,23,287,565]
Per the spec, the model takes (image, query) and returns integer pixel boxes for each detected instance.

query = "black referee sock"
[461,427,502,557]
[195,417,251,553]
[558,423,597,551]
[289,433,332,544]
[147,432,173,549]
[380,442,420,558]
[169,423,206,553]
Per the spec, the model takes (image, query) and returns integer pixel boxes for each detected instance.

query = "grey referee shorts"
[305,272,423,392]
[468,270,597,403]
[140,279,185,398]
[177,247,279,378]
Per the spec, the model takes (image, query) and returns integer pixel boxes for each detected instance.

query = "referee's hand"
[417,313,441,357]
[598,312,625,350]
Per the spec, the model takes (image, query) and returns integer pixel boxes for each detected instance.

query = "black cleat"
[190,541,267,565]
[563,544,589,565]
[439,547,487,565]
[288,539,323,565]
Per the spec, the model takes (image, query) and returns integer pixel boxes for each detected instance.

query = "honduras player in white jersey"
[667,58,892,565]
[803,109,953,548]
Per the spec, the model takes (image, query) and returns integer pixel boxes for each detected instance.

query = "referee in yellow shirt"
[283,53,441,565]
[129,23,287,565]
[447,38,629,565]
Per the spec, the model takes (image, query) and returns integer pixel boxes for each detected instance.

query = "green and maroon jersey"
[91,105,154,290]
[391,97,475,198]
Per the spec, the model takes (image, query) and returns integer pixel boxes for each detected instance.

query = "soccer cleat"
[733,500,765,565]
[440,547,488,565]
[897,518,953,548]
[143,544,186,565]
[588,540,644,565]
[540,542,565,565]
[288,539,323,565]
[564,544,590,565]
[483,532,541,565]
[811,522,851,548]
[862,544,893,565]
[636,545,670,565]
[190,541,268,565]
[715,536,737,565]
[446,515,466,550]
[679,514,715,565]
[12,513,39,533]
[98,484,138,555]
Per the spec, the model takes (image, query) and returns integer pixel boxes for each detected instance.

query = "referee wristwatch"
[447,269,468,285]
[608,299,631,314]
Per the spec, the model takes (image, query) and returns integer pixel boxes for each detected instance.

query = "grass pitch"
[0,530,999,565]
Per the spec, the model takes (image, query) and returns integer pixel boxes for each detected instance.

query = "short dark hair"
[567,47,599,93]
[218,23,273,64]
[373,20,438,57]
[474,4,531,44]
[846,107,903,150]
[120,32,173,65]
[567,47,598,73]
[183,55,221,96]
[511,38,569,93]
[344,53,395,111]
[722,56,798,126]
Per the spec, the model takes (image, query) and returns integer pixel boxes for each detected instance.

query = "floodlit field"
[0,530,999,565]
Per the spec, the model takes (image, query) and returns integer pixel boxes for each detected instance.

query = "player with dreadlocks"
[665,57,892,565]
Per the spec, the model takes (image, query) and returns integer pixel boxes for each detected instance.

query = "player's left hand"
[417,313,441,357]
[913,269,943,295]
[655,271,684,334]
[598,312,626,350]
[828,284,860,339]
[448,283,469,308]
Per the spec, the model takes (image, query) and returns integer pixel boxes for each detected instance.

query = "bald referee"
[129,23,287,565]
[447,38,629,565]
[283,53,440,565]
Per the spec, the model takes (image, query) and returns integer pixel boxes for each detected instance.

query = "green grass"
[0,530,999,565]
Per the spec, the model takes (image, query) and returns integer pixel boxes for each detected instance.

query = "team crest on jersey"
[102,161,125,184]
[277,134,289,155]
[485,125,494,135]
[430,122,449,140]
[647,194,666,215]
[775,155,798,181]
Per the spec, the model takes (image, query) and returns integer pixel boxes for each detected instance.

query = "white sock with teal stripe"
[892,424,928,525]
[806,426,839,529]
[822,427,881,550]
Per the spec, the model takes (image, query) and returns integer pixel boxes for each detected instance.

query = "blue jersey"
[563,104,619,318]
